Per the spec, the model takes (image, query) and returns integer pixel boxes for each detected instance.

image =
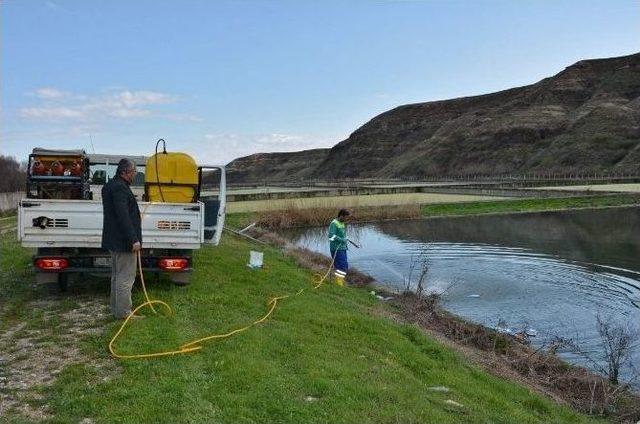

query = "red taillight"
[158,258,188,271]
[35,258,69,271]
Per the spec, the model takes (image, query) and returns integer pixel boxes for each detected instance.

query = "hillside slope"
[228,53,640,181]
[227,148,329,183]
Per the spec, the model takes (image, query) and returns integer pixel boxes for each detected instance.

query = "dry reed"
[256,204,422,229]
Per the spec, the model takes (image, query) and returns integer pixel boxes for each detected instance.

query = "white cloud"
[34,87,69,99]
[19,88,176,122]
[195,132,337,164]
[12,87,340,165]
[20,106,85,119]
[107,108,151,118]
[163,113,203,122]
[97,90,173,108]
[203,133,305,148]
[45,0,60,10]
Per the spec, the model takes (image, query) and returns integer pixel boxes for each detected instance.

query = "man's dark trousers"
[101,176,142,318]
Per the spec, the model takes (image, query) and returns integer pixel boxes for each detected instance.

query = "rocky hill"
[226,149,329,183]
[227,52,640,182]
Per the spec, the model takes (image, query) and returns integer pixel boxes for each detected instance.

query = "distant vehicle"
[18,145,226,291]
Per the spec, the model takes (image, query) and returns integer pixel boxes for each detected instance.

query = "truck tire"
[170,273,191,286]
[58,273,69,292]
[45,273,68,294]
[36,272,58,285]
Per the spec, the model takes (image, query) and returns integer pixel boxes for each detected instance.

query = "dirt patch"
[0,297,117,421]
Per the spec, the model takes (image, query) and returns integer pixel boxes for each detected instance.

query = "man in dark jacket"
[102,158,142,319]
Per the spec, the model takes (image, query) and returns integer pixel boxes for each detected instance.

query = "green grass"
[225,212,256,229]
[0,233,602,423]
[421,194,640,218]
[0,209,18,218]
[0,215,17,231]
[0,228,37,315]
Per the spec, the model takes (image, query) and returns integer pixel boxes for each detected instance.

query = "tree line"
[0,156,27,193]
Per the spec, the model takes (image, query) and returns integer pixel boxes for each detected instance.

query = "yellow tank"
[145,152,199,203]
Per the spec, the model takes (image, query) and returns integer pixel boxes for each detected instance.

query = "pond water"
[284,207,640,385]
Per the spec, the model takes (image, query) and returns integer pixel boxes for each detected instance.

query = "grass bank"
[239,194,640,230]
[0,215,17,235]
[420,194,640,218]
[0,232,599,423]
[528,183,640,193]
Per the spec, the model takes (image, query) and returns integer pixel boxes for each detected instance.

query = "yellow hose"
[108,246,337,359]
[136,252,157,315]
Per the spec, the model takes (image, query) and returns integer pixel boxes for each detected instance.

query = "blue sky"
[2,0,639,164]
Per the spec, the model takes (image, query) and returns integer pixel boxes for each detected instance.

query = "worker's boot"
[334,270,346,287]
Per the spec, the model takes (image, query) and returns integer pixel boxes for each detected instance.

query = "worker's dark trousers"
[110,251,136,319]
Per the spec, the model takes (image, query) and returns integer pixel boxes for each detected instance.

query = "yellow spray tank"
[144,139,227,246]
[145,150,199,203]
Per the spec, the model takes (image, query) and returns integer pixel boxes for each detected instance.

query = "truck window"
[90,164,146,187]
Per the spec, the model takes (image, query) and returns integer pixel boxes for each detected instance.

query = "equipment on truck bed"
[26,148,91,200]
[143,139,225,244]
[145,139,199,203]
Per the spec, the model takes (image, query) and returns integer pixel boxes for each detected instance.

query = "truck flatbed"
[18,199,207,250]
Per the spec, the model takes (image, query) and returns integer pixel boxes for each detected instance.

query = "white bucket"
[249,251,264,268]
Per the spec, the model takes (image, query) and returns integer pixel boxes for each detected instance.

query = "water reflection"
[284,207,640,385]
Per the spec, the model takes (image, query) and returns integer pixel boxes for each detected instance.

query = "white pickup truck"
[17,157,226,290]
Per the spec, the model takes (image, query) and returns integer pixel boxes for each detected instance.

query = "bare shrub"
[565,314,639,386]
[403,246,431,297]
[548,315,640,418]
[0,156,26,193]
[595,315,638,385]
[403,244,458,307]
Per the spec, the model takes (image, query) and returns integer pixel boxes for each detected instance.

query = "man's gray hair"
[116,158,136,176]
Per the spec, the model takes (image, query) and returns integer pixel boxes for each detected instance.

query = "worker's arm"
[112,184,138,247]
[328,221,346,242]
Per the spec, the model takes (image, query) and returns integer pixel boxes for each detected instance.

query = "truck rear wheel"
[57,273,69,292]
[44,273,68,294]
[170,273,191,286]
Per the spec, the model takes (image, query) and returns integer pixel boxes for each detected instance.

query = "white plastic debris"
[427,386,450,392]
[467,294,481,298]
[445,399,464,408]
[494,325,515,335]
[375,294,394,301]
[247,250,264,269]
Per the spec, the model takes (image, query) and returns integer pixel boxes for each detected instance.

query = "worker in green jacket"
[328,209,356,286]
